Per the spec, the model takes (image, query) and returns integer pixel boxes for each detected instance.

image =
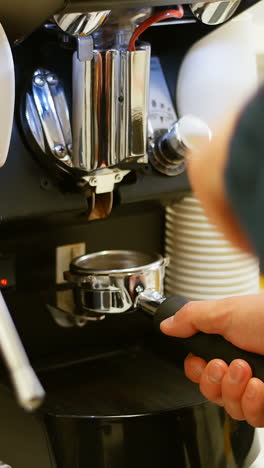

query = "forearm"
[224,85,264,270]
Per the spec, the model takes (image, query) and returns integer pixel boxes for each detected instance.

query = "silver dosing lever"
[0,291,45,411]
[150,114,212,176]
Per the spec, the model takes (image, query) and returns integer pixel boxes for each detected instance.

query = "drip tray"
[39,345,205,417]
[37,345,256,468]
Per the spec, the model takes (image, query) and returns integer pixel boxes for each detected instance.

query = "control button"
[0,254,15,289]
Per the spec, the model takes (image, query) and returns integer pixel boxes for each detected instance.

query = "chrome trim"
[32,72,66,154]
[25,93,45,152]
[93,51,102,169]
[72,52,94,170]
[106,50,120,166]
[27,69,73,167]
[151,19,196,26]
[72,45,150,172]
[128,46,150,161]
[119,51,128,160]
[47,72,72,154]
[69,250,164,276]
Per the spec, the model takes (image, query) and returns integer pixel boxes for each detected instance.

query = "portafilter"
[64,250,264,381]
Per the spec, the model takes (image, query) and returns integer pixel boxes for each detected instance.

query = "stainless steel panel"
[72,51,95,170]
[128,46,150,161]
[72,45,150,171]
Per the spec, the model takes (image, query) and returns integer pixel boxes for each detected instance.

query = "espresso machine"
[0,0,262,467]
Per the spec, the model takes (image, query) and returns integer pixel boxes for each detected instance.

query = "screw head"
[54,144,67,158]
[114,173,122,182]
[34,75,45,87]
[89,177,97,186]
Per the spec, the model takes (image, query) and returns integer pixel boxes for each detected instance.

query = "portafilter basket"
[64,250,264,382]
[64,250,167,315]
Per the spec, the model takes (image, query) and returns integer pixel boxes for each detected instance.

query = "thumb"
[160,299,232,338]
[160,295,264,355]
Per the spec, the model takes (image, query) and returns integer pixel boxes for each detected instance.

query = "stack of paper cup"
[165,195,259,300]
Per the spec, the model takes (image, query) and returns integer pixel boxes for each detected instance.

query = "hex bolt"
[34,75,45,87]
[54,144,67,158]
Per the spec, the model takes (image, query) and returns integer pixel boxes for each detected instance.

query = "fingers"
[184,353,207,383]
[184,354,227,405]
[221,360,252,420]
[199,359,228,406]
[241,378,264,427]
[184,355,264,426]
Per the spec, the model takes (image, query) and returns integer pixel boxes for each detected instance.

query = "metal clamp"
[150,115,211,176]
[26,69,73,168]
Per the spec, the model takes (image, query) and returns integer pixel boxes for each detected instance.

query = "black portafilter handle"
[137,292,264,381]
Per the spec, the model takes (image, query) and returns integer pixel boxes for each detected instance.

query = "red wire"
[128,7,184,52]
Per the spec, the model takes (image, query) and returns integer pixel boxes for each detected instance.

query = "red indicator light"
[0,279,8,286]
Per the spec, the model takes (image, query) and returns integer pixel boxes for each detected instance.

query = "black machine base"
[0,345,258,468]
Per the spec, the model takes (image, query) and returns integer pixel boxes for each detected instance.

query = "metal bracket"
[77,35,93,61]
[26,69,73,167]
[84,169,130,194]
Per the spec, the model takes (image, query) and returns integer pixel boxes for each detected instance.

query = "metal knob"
[151,115,212,176]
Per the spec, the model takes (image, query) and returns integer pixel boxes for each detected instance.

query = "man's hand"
[187,112,252,254]
[160,295,264,427]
